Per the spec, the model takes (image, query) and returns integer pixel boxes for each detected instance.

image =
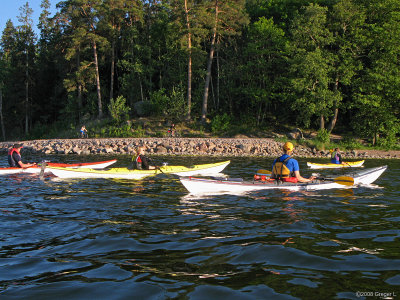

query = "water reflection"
[0,155,399,299]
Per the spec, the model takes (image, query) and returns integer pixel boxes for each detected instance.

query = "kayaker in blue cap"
[8,143,36,168]
[271,142,315,183]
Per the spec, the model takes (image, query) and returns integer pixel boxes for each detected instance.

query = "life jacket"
[8,148,21,167]
[273,156,297,182]
[134,155,142,169]
[331,151,340,164]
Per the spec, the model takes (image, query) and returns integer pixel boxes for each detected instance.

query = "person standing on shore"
[133,146,155,170]
[271,142,316,183]
[8,144,36,168]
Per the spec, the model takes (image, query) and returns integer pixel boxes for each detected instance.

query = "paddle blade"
[333,176,354,186]
[256,169,271,175]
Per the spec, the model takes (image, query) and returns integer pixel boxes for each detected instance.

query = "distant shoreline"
[1,138,399,159]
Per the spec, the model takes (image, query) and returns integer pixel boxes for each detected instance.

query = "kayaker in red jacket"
[133,146,156,170]
[8,143,36,168]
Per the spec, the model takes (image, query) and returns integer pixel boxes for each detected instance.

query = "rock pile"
[1,138,398,159]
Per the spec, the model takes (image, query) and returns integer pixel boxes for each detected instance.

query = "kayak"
[0,159,117,175]
[307,160,364,169]
[179,166,387,195]
[47,160,230,179]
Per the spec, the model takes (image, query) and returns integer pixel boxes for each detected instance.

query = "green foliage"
[211,113,232,134]
[376,120,400,149]
[131,125,146,138]
[27,121,77,139]
[1,0,399,152]
[339,137,365,150]
[316,128,330,144]
[108,96,131,124]
[149,89,169,116]
[149,86,186,120]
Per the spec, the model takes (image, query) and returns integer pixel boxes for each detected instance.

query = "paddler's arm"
[294,171,316,183]
[18,161,36,168]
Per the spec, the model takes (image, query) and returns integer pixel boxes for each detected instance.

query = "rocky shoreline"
[1,138,399,159]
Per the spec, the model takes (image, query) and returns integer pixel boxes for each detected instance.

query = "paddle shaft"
[39,162,47,180]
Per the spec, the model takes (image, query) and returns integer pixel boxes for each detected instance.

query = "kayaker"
[133,146,156,170]
[271,142,316,183]
[330,148,344,164]
[8,143,36,168]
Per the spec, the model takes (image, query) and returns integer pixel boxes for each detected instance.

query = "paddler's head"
[136,146,146,155]
[283,142,294,154]
[13,143,23,150]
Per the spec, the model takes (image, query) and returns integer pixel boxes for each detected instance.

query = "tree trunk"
[319,114,325,130]
[110,38,115,102]
[201,0,218,124]
[76,50,82,123]
[93,40,102,119]
[327,77,340,132]
[0,88,5,140]
[216,41,220,110]
[25,48,29,134]
[327,107,339,132]
[184,0,192,121]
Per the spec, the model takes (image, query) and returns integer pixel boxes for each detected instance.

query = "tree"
[79,0,106,119]
[325,0,365,132]
[289,3,334,130]
[238,17,288,125]
[101,0,126,103]
[18,2,36,134]
[58,0,108,120]
[200,0,249,124]
[0,20,17,140]
[352,0,400,146]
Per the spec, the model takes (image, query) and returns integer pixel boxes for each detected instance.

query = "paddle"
[39,161,47,180]
[256,169,271,175]
[155,164,175,178]
[316,175,354,186]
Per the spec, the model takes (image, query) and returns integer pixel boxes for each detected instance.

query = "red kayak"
[0,159,117,175]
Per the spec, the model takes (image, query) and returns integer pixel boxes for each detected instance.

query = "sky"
[0,0,58,36]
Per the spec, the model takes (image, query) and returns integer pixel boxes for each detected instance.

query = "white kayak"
[307,160,365,169]
[179,166,387,195]
[47,160,230,179]
[0,159,117,175]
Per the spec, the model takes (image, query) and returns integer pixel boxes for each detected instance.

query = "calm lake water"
[1,155,399,299]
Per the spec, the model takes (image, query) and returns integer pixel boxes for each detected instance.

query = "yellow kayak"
[307,160,365,169]
[47,160,230,179]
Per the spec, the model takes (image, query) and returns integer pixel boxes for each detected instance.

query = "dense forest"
[0,0,399,146]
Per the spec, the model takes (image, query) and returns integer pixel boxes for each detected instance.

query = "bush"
[108,96,131,124]
[211,113,232,134]
[149,86,186,120]
[316,128,330,144]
